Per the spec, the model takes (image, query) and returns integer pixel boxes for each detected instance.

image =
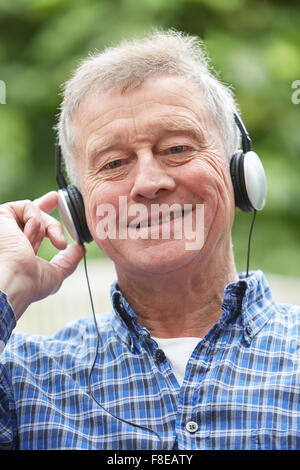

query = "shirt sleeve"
[0,291,17,351]
[0,291,18,449]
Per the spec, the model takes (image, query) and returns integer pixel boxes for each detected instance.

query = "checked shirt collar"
[109,270,275,349]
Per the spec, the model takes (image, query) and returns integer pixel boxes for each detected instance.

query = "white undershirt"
[153,337,201,386]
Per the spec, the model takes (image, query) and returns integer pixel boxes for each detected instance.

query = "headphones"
[230,113,266,213]
[56,112,266,244]
[56,146,93,244]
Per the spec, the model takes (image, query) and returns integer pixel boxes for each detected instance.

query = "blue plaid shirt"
[1,270,300,450]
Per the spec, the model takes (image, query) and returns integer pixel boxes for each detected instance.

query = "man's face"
[73,76,235,275]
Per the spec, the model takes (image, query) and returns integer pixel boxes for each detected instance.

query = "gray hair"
[56,29,240,187]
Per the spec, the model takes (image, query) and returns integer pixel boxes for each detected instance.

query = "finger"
[33,191,59,215]
[11,199,66,251]
[34,193,67,249]
[41,211,67,250]
[33,238,42,255]
[49,244,85,289]
[26,198,67,250]
[21,205,46,254]
[33,244,84,300]
[14,201,45,245]
[6,198,67,252]
[23,215,43,243]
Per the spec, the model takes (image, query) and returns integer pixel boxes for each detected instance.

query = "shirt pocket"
[251,429,300,450]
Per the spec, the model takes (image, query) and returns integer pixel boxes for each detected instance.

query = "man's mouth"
[129,206,193,229]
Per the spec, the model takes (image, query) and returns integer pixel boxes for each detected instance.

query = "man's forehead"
[76,75,208,120]
[72,75,216,152]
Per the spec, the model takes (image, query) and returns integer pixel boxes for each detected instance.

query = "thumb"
[49,243,85,291]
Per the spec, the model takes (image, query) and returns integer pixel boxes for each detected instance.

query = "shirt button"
[140,329,151,341]
[186,421,198,433]
[246,326,252,335]
[154,348,166,363]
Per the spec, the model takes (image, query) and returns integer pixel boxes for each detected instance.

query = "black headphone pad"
[66,185,93,243]
[230,151,253,213]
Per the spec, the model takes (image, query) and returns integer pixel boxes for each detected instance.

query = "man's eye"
[105,160,122,169]
[170,146,186,154]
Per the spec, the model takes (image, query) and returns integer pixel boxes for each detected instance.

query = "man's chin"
[113,239,204,276]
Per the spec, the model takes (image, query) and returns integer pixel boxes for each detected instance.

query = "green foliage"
[0,0,299,274]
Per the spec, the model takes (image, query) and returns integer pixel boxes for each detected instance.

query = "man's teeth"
[139,213,173,228]
[135,209,192,228]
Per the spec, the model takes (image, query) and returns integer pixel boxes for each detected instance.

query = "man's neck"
[116,245,239,339]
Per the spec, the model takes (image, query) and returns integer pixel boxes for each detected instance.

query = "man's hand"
[0,191,84,320]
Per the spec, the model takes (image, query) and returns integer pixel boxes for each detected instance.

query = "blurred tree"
[0,0,299,274]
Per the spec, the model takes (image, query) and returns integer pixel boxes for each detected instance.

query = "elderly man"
[0,30,299,450]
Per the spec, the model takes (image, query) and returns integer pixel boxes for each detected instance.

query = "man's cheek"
[86,185,112,225]
[87,198,116,242]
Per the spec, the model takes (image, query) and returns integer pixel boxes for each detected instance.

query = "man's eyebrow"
[141,117,206,146]
[87,117,204,162]
[87,136,120,164]
[157,117,204,138]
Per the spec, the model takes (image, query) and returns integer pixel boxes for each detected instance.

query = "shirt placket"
[174,336,216,449]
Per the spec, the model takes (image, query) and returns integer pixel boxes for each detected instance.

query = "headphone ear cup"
[230,151,253,212]
[230,150,267,213]
[58,186,93,244]
[67,185,93,244]
[242,150,267,211]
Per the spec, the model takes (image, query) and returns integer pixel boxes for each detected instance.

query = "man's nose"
[130,154,176,200]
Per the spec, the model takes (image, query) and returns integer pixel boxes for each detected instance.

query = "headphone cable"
[81,206,256,445]
[246,209,257,277]
[81,247,162,449]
